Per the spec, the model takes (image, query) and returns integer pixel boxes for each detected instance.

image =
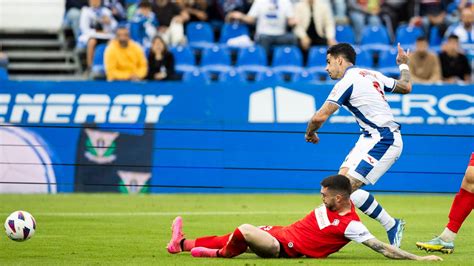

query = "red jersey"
[269,204,374,258]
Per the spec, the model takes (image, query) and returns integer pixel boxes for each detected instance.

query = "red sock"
[446,188,474,233]
[194,234,231,249]
[218,228,248,258]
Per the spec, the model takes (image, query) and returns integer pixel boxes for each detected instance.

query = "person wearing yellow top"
[105,26,148,81]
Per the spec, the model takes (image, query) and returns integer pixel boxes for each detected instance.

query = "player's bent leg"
[238,224,280,258]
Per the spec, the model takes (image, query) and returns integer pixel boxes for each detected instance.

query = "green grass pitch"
[0,194,473,265]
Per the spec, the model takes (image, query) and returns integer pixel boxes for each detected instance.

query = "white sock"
[351,189,396,231]
[439,227,456,242]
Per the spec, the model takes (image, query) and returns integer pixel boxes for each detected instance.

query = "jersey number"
[372,82,387,101]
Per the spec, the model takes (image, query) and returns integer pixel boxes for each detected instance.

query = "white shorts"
[341,130,403,185]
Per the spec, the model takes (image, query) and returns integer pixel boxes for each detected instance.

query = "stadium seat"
[186,22,214,50]
[236,45,268,74]
[307,46,328,78]
[272,46,304,74]
[254,70,284,83]
[91,43,107,78]
[182,70,210,84]
[219,23,250,44]
[395,25,423,46]
[355,47,374,68]
[336,25,356,44]
[377,48,399,78]
[200,45,233,73]
[361,25,391,53]
[293,71,316,82]
[0,67,8,80]
[219,70,247,83]
[169,45,198,73]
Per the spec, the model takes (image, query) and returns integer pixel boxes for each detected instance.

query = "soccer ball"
[4,211,36,241]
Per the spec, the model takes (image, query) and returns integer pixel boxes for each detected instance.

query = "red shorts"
[259,226,301,258]
[470,153,474,167]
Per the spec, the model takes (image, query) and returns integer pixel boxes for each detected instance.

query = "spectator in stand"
[294,0,337,52]
[79,0,117,70]
[153,0,190,46]
[147,36,177,81]
[332,0,349,24]
[104,26,148,81]
[226,0,297,56]
[410,6,450,47]
[380,0,416,41]
[103,0,127,21]
[348,0,383,43]
[64,0,88,40]
[130,0,158,47]
[207,0,250,30]
[409,36,442,84]
[176,0,209,23]
[445,7,474,45]
[439,34,472,83]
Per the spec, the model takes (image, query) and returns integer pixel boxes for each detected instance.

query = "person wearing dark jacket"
[147,36,177,81]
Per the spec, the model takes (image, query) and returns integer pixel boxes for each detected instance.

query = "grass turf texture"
[0,194,473,265]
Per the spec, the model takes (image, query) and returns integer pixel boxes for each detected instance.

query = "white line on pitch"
[0,211,307,217]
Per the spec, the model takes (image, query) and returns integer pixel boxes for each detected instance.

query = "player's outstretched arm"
[393,43,412,95]
[305,102,339,144]
[362,238,442,261]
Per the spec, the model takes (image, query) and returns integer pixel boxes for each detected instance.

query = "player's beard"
[324,199,337,211]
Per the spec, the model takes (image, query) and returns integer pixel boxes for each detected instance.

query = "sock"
[439,227,457,243]
[217,228,248,258]
[195,234,231,249]
[445,188,473,234]
[180,239,196,251]
[351,189,396,231]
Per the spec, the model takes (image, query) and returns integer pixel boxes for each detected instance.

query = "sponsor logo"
[117,170,152,194]
[248,87,473,125]
[332,219,340,226]
[288,242,294,248]
[84,129,119,164]
[0,94,173,124]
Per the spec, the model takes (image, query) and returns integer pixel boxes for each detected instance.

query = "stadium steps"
[5,51,75,60]
[1,30,83,79]
[0,39,65,49]
[8,74,86,81]
[7,62,79,71]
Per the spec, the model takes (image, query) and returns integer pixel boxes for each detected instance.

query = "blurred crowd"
[63,0,474,83]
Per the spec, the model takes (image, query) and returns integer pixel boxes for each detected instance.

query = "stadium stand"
[272,46,304,76]
[169,45,198,73]
[219,69,247,83]
[182,69,210,83]
[235,45,268,74]
[219,23,250,44]
[186,22,214,50]
[0,0,82,80]
[90,43,108,79]
[200,45,232,74]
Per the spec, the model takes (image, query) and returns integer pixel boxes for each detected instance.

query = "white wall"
[0,0,65,32]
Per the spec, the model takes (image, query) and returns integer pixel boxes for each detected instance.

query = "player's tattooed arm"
[362,238,442,261]
[305,102,339,144]
[393,43,412,94]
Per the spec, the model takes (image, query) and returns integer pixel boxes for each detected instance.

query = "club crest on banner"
[84,129,119,164]
[117,171,152,194]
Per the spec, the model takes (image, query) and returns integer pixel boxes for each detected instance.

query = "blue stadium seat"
[395,25,423,46]
[200,45,233,73]
[0,67,8,80]
[236,45,268,74]
[91,43,107,78]
[336,25,355,44]
[182,70,210,84]
[219,70,247,83]
[169,45,198,73]
[272,46,304,74]
[355,47,374,68]
[293,71,316,82]
[186,22,214,50]
[377,48,399,78]
[429,26,442,46]
[254,70,284,83]
[219,23,250,43]
[361,25,391,53]
[307,46,327,78]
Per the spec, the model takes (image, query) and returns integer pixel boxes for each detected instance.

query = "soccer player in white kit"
[305,43,412,247]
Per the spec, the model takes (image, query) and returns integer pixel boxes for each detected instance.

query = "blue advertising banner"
[0,81,472,193]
